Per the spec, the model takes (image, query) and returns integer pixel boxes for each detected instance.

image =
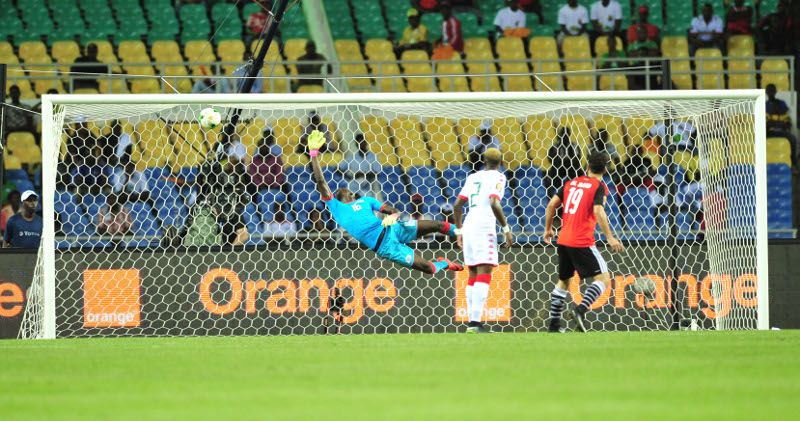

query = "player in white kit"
[452,148,513,333]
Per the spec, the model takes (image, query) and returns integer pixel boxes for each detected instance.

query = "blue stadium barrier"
[443,165,469,197]
[128,202,160,237]
[81,193,107,216]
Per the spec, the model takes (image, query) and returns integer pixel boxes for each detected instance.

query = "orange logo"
[454,265,512,322]
[83,269,141,328]
[0,282,25,318]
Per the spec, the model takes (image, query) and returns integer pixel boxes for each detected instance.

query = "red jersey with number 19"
[556,176,609,248]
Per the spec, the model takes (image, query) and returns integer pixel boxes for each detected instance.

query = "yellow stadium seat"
[170,123,209,168]
[4,153,22,170]
[52,40,80,63]
[464,37,491,57]
[184,40,214,61]
[334,39,361,59]
[151,41,182,62]
[218,39,245,61]
[18,41,48,62]
[593,115,627,162]
[673,150,699,175]
[695,48,724,89]
[529,36,558,59]
[727,52,756,89]
[599,73,628,90]
[558,115,591,150]
[130,78,161,93]
[496,37,526,59]
[360,116,398,166]
[272,117,301,154]
[297,84,325,93]
[624,116,654,146]
[493,117,529,168]
[123,62,156,76]
[342,63,373,90]
[728,114,755,165]
[135,120,171,168]
[760,59,790,91]
[401,50,436,92]
[118,41,148,62]
[390,117,431,169]
[6,132,36,152]
[532,62,563,91]
[0,41,13,58]
[98,78,130,94]
[425,117,463,169]
[160,65,192,93]
[593,36,623,57]
[251,39,282,60]
[704,138,727,177]
[523,115,556,169]
[562,35,590,59]
[727,35,754,55]
[318,152,344,167]
[262,62,290,93]
[661,36,692,89]
[669,58,693,89]
[14,144,42,165]
[365,39,395,61]
[236,118,267,157]
[498,61,532,91]
[283,38,308,61]
[661,36,688,57]
[767,137,792,167]
[467,61,502,91]
[73,88,99,94]
[436,58,470,92]
[565,61,594,91]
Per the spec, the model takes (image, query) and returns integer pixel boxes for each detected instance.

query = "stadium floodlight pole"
[661,60,681,331]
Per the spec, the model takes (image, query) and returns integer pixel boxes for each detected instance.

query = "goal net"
[22,91,768,338]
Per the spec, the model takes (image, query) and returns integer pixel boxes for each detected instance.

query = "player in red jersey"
[543,151,624,332]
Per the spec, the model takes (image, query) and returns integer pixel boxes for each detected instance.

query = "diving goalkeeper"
[307,130,463,274]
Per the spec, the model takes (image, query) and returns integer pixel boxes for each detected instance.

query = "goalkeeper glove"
[307,130,326,157]
[381,213,400,227]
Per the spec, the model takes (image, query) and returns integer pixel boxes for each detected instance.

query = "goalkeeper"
[307,130,463,274]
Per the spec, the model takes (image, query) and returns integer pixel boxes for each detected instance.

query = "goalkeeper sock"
[439,221,457,238]
[549,287,568,320]
[429,260,450,274]
[577,281,606,313]
[469,275,491,323]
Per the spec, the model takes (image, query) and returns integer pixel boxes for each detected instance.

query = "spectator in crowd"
[558,0,589,44]
[70,43,107,91]
[2,190,42,249]
[217,158,251,246]
[246,0,271,41]
[677,171,703,226]
[546,126,582,197]
[440,202,455,224]
[409,193,435,243]
[414,0,441,13]
[598,34,627,69]
[95,193,132,237]
[0,190,21,236]
[68,123,110,194]
[219,124,249,165]
[32,88,59,114]
[590,0,622,41]
[627,25,661,89]
[300,208,333,247]
[102,120,132,167]
[340,133,381,199]
[111,161,151,203]
[248,126,288,194]
[588,129,621,169]
[295,41,332,90]
[765,84,798,172]
[397,8,431,55]
[519,0,543,24]
[468,120,501,170]
[648,119,696,151]
[689,3,725,55]
[191,66,231,93]
[626,5,660,44]
[298,111,338,156]
[494,0,529,39]
[262,204,297,238]
[437,3,464,56]
[756,0,793,55]
[230,53,264,94]
[725,0,754,35]
[619,145,654,194]
[2,85,34,136]
[322,287,346,334]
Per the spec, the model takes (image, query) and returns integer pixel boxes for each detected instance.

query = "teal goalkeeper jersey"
[324,196,384,249]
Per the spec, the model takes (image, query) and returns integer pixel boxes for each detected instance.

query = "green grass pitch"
[1,331,798,419]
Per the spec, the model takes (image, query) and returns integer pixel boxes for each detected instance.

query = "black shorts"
[557,245,609,280]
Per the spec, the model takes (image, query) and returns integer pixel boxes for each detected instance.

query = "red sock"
[475,273,492,285]
[439,221,451,234]
[467,277,476,286]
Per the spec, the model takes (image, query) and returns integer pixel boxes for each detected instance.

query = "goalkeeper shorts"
[375,220,418,268]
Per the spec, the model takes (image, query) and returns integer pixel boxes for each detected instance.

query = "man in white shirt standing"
[557,0,589,45]
[494,0,527,38]
[689,2,724,55]
[590,0,622,39]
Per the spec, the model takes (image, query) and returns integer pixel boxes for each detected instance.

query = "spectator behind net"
[95,193,132,238]
[626,4,660,44]
[725,0,753,35]
[295,41,332,89]
[111,160,151,203]
[598,34,627,69]
[262,203,297,239]
[588,128,621,169]
[248,126,288,195]
[1,190,21,236]
[397,8,431,55]
[627,24,661,89]
[546,126,582,197]
[300,207,333,247]
[590,0,623,40]
[765,83,798,172]
[756,0,793,55]
[468,120,501,170]
[438,3,464,54]
[70,43,107,91]
[494,0,530,39]
[2,191,42,249]
[689,3,725,55]
[322,287,346,334]
[2,85,34,136]
[340,133,381,199]
[557,0,589,42]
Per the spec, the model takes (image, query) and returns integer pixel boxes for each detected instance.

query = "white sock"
[470,282,490,323]
[465,284,474,320]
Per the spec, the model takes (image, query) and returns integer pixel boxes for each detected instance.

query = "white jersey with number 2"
[458,170,507,230]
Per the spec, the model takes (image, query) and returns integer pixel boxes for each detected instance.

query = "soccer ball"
[198,107,222,129]
[632,277,656,296]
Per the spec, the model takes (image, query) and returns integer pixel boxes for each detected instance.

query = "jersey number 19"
[564,188,584,215]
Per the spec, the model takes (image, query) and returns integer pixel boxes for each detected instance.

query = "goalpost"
[23,91,768,339]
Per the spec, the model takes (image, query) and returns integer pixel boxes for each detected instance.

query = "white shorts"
[462,226,498,267]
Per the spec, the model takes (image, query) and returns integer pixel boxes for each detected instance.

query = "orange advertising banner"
[83,269,141,328]
[454,265,512,322]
